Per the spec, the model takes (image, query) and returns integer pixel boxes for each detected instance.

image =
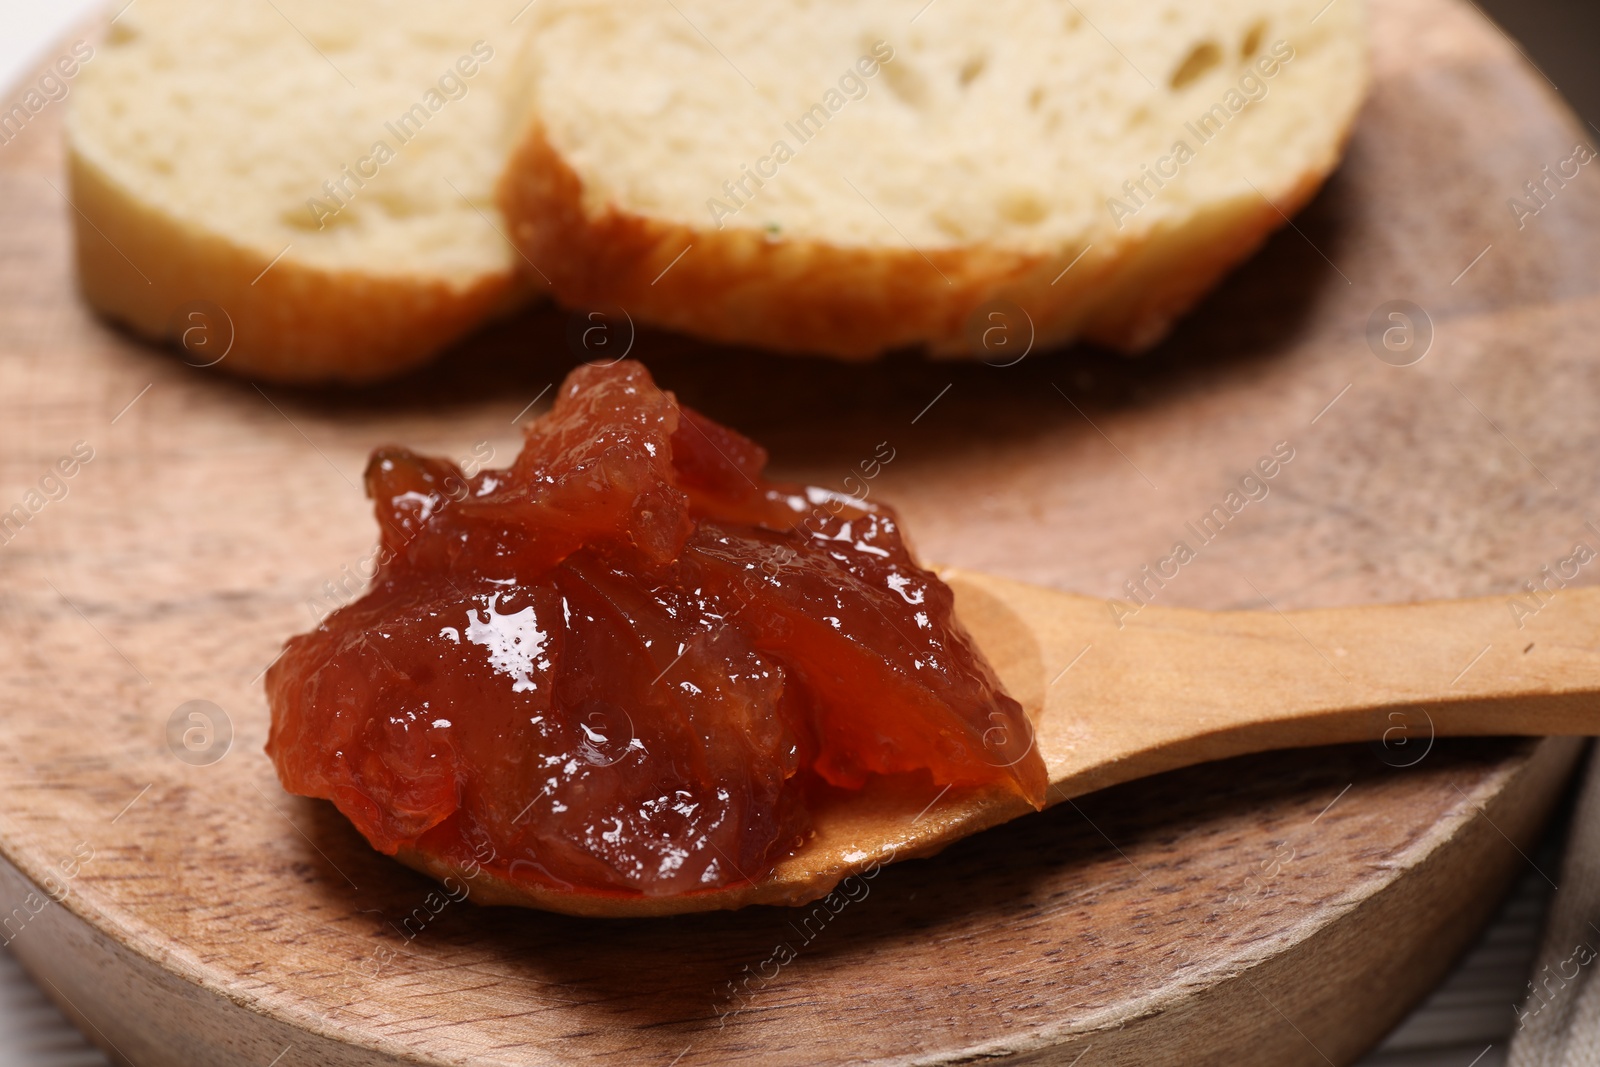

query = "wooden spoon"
[401,568,1600,916]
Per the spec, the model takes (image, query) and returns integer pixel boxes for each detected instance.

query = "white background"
[0,0,103,94]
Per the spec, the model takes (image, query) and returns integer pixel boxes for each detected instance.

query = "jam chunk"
[266,361,1045,899]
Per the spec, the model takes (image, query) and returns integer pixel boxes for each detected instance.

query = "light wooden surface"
[965,576,1600,792]
[11,829,1560,1067]
[2,0,1599,1062]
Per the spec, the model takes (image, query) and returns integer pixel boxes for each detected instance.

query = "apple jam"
[266,360,1045,900]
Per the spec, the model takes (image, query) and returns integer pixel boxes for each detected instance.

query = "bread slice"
[499,0,1368,359]
[68,0,535,383]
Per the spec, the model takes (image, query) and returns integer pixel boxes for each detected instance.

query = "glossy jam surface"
[266,361,1045,899]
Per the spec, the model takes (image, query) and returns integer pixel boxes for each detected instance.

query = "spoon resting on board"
[400,567,1600,917]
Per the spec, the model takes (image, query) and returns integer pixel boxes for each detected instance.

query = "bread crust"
[500,122,1055,359]
[68,141,529,385]
[499,60,1368,361]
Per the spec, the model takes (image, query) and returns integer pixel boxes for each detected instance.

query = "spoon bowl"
[402,568,1600,915]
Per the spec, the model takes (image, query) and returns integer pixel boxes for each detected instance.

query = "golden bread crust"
[498,61,1368,361]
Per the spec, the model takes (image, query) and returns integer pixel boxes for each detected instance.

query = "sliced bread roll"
[68,0,535,383]
[500,0,1368,359]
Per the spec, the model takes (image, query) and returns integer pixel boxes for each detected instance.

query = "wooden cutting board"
[2,0,1598,1063]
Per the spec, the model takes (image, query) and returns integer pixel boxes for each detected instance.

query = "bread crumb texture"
[68,0,534,383]
[501,0,1368,358]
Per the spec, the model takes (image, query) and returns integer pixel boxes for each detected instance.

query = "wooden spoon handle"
[945,570,1600,804]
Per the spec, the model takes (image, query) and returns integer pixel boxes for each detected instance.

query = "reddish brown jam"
[266,361,1045,899]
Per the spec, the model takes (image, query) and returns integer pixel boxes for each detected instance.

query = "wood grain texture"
[959,574,1600,801]
[0,0,1597,1062]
